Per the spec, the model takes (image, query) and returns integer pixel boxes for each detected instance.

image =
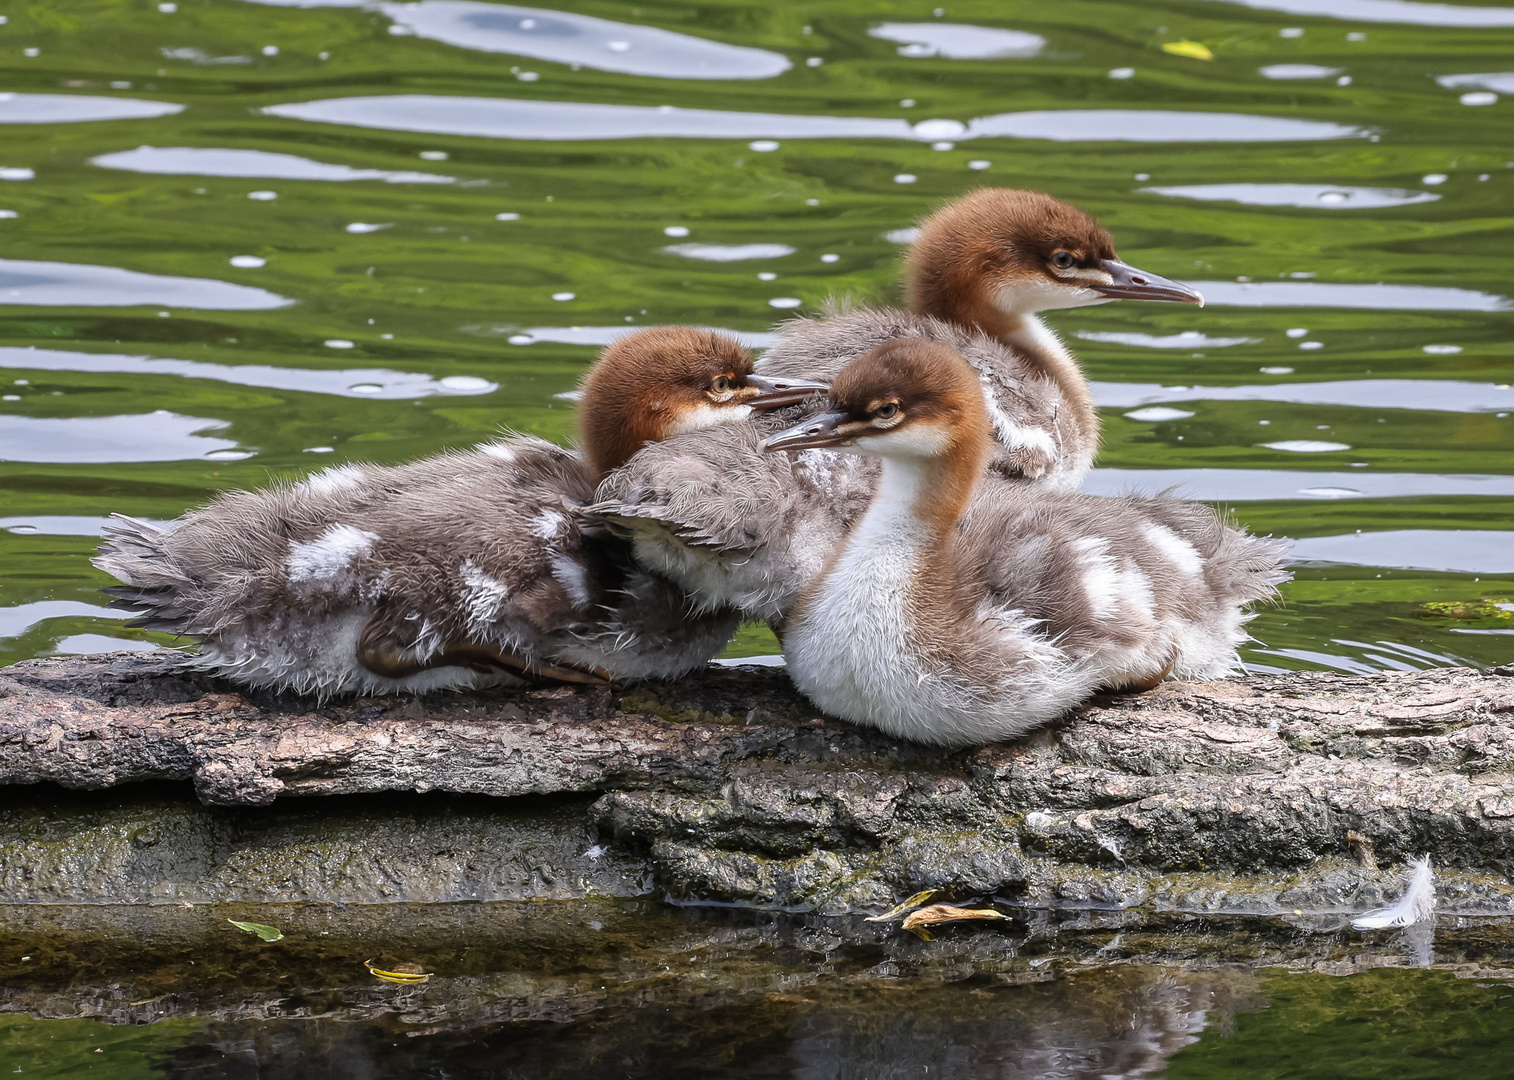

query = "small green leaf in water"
[227,919,284,942]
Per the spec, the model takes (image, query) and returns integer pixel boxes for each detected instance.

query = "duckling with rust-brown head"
[764,337,1286,749]
[93,327,819,697]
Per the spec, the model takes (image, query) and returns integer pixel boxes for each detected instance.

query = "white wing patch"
[286,524,378,583]
[530,509,567,540]
[478,441,518,462]
[459,559,511,630]
[301,463,367,497]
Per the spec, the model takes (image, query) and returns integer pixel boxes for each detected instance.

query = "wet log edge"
[2,652,1514,915]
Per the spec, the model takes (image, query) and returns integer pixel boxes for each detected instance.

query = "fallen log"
[1,652,1512,916]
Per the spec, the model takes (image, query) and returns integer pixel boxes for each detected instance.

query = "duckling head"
[905,188,1204,332]
[579,326,826,477]
[764,338,993,471]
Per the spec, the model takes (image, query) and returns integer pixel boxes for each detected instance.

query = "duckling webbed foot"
[357,618,613,687]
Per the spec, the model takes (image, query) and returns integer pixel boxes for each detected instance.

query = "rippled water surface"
[1,3,1512,676]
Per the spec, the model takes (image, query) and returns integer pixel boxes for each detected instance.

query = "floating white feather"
[1353,855,1436,930]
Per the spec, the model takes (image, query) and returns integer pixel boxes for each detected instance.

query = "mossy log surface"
[2,652,1514,916]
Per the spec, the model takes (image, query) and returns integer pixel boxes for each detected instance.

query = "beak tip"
[1192,291,1206,308]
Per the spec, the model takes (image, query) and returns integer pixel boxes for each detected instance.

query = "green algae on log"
[1,652,1513,916]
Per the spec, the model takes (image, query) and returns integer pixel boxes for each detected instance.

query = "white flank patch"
[459,559,510,629]
[530,509,567,540]
[301,463,367,496]
[550,553,593,608]
[1353,856,1436,930]
[286,523,378,582]
[1142,523,1205,576]
[1073,535,1122,618]
[671,401,751,435]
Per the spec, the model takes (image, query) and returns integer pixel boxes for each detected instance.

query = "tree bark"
[2,652,1512,916]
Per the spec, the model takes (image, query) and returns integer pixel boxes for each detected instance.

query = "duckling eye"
[875,402,900,420]
[710,375,732,393]
[1050,251,1076,270]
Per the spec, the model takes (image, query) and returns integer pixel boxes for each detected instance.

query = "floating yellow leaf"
[365,959,433,985]
[227,919,283,942]
[1162,40,1215,61]
[901,904,1009,932]
[864,889,938,922]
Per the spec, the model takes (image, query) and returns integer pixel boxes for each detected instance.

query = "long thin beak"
[747,373,831,411]
[763,410,850,453]
[1095,259,1205,306]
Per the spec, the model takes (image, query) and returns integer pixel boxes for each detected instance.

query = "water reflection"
[267,96,1364,144]
[494,325,777,348]
[0,601,129,639]
[1202,0,1514,28]
[1144,182,1439,209]
[0,413,241,464]
[1289,529,1514,574]
[663,243,797,262]
[967,110,1364,142]
[0,93,184,124]
[1190,280,1510,310]
[53,634,160,654]
[0,346,497,399]
[1084,467,1514,501]
[1259,64,1344,79]
[236,0,792,79]
[90,146,457,184]
[1078,330,1260,348]
[0,259,292,310]
[1091,378,1514,413]
[867,22,1046,59]
[1437,72,1514,93]
[0,515,153,537]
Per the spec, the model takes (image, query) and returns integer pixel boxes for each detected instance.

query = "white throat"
[995,312,1078,373]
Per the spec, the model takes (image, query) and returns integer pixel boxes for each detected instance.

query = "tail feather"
[92,514,202,637]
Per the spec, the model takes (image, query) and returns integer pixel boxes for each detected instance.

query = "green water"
[1,0,1511,671]
[1,0,1513,1071]
[3,900,1514,1078]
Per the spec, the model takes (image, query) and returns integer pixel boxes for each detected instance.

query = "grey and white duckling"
[591,188,1203,622]
[763,338,1289,749]
[92,327,819,697]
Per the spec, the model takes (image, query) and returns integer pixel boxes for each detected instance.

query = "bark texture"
[2,652,1513,915]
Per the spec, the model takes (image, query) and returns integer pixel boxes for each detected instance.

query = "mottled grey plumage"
[589,305,1085,622]
[783,479,1291,748]
[766,338,1291,748]
[94,439,739,697]
[761,304,1089,483]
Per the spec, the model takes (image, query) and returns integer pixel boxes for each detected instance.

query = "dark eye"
[711,375,732,392]
[1050,251,1076,270]
[875,402,900,419]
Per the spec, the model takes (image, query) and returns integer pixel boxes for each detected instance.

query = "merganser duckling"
[762,187,1204,483]
[591,189,1203,622]
[92,327,821,697]
[763,338,1288,748]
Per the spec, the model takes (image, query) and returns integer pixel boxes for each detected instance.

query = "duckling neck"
[831,451,976,595]
[972,309,1099,445]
